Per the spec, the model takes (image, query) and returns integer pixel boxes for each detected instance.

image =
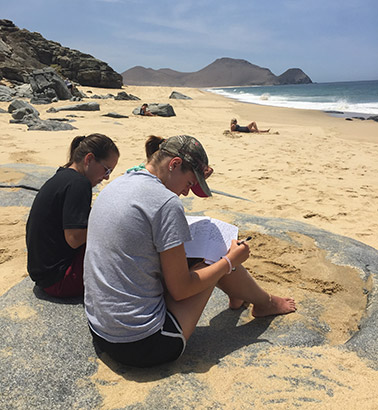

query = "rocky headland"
[122,57,312,87]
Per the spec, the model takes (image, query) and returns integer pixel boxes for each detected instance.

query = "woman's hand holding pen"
[226,239,250,268]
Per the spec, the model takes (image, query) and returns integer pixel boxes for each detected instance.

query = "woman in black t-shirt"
[26,133,119,298]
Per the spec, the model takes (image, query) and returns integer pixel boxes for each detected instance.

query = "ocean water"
[208,80,378,116]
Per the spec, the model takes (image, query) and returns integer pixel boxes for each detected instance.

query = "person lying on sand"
[84,134,296,368]
[26,134,119,298]
[231,118,270,133]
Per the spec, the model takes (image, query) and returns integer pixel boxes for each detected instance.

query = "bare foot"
[252,295,296,317]
[229,297,246,310]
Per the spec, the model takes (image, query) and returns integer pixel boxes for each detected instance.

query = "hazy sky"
[3,0,378,83]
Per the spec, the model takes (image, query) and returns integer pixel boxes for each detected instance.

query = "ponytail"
[64,133,119,168]
[145,135,165,161]
[144,135,192,172]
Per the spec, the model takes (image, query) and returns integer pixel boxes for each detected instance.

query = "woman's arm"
[64,228,87,249]
[160,240,249,301]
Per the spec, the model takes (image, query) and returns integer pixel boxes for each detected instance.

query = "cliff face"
[0,19,123,88]
[122,58,312,87]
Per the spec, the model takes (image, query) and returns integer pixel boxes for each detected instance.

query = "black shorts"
[89,311,186,368]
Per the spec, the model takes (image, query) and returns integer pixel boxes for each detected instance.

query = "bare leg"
[248,121,259,132]
[165,285,214,341]
[164,261,215,341]
[248,121,270,133]
[217,265,296,317]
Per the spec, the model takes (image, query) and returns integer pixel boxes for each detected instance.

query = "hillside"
[122,58,312,87]
[0,19,122,88]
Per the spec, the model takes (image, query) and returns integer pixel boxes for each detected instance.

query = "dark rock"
[7,100,76,130]
[90,93,114,99]
[28,119,76,131]
[102,112,128,118]
[133,103,176,117]
[0,107,6,113]
[0,84,15,101]
[367,115,378,122]
[14,83,33,98]
[325,110,345,114]
[11,107,37,120]
[47,118,74,122]
[277,68,312,85]
[29,67,72,103]
[169,91,192,100]
[114,91,140,100]
[46,102,100,113]
[0,83,33,101]
[8,99,39,117]
[0,20,123,88]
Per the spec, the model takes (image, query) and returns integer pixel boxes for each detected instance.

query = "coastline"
[206,80,378,118]
[1,85,378,408]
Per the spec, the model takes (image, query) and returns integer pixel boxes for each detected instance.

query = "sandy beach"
[1,86,377,408]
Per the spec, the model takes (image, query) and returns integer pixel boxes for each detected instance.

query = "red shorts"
[43,246,85,298]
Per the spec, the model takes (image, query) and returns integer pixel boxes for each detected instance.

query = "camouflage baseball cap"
[159,135,212,197]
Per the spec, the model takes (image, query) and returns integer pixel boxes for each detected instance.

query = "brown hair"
[64,133,119,168]
[145,135,192,172]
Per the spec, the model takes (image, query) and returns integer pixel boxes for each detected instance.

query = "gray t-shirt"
[84,170,192,343]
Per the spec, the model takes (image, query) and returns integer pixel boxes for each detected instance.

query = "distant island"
[122,58,312,87]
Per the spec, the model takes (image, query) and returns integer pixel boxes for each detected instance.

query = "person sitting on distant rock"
[140,103,156,116]
[65,78,73,92]
[230,118,270,133]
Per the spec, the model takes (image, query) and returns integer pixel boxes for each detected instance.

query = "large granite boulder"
[0,19,123,88]
[132,103,176,117]
[8,99,39,116]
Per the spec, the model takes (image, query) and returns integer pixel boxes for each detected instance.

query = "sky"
[2,0,378,83]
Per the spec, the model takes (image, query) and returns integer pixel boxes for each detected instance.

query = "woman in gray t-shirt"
[84,135,296,367]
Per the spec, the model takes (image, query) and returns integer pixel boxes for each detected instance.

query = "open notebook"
[184,216,239,264]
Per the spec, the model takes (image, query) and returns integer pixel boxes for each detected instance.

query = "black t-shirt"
[26,167,92,288]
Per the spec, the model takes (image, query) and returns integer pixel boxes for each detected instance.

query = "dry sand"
[0,85,377,408]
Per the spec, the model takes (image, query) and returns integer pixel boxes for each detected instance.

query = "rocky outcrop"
[277,68,312,85]
[7,99,76,131]
[0,19,122,88]
[122,58,312,87]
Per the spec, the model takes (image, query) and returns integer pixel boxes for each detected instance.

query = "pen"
[237,236,252,245]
